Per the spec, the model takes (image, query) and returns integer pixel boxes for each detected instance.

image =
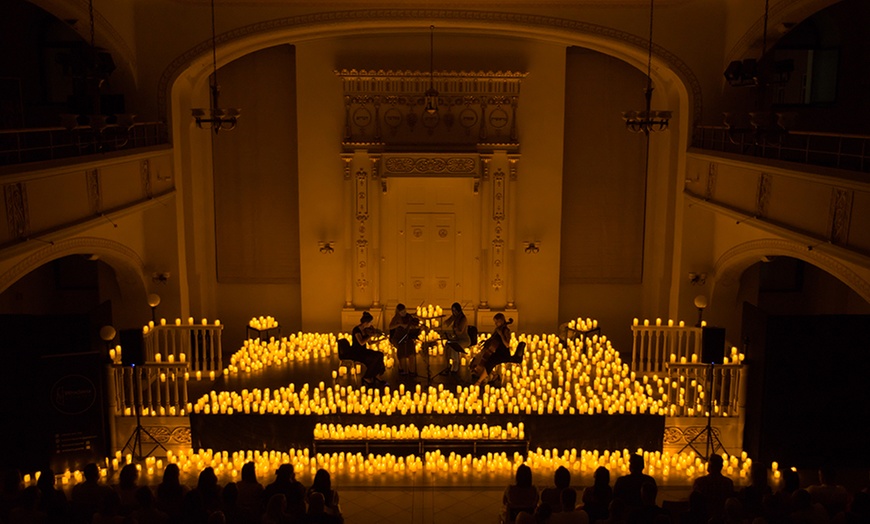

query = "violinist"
[443,302,471,375]
[351,311,387,386]
[389,303,419,376]
[472,313,524,386]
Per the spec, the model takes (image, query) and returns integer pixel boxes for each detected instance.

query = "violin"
[390,314,421,345]
[364,325,387,343]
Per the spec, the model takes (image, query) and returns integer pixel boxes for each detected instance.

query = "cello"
[471,317,513,379]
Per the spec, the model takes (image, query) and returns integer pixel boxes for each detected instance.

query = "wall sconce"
[523,241,540,255]
[688,272,707,286]
[319,241,335,255]
[152,271,171,284]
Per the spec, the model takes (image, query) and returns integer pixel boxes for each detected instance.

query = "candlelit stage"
[186,347,666,455]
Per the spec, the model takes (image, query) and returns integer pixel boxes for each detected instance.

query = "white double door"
[384,177,474,308]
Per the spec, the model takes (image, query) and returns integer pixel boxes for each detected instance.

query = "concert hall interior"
[1,0,870,522]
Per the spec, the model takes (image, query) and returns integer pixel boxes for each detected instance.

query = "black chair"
[337,338,361,378]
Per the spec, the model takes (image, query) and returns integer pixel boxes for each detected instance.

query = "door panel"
[404,213,455,306]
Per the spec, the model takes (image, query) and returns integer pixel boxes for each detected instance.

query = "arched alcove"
[711,240,870,467]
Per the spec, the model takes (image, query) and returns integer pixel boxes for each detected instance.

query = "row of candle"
[143,318,222,332]
[312,423,525,440]
[633,318,690,327]
[416,305,443,318]
[249,316,279,330]
[28,448,768,490]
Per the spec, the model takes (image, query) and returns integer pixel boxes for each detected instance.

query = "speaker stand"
[120,366,167,461]
[679,362,727,460]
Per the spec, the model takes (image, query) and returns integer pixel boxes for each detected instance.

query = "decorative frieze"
[829,187,853,245]
[86,169,102,215]
[4,182,29,239]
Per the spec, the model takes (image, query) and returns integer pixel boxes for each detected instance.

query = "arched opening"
[0,246,149,472]
[736,256,870,468]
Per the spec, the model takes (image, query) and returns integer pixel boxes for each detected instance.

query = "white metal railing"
[111,363,190,416]
[664,363,744,417]
[630,323,745,418]
[143,324,224,373]
[631,324,702,374]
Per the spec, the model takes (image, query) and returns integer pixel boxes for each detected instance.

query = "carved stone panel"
[4,182,29,239]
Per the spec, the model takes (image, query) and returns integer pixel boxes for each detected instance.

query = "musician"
[443,302,471,374]
[473,313,524,386]
[350,311,387,386]
[389,304,419,376]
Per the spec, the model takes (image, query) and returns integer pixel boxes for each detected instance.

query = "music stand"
[433,340,467,380]
[120,365,167,460]
[679,362,727,460]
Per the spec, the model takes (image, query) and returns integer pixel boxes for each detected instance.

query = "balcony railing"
[692,126,870,173]
[0,121,168,166]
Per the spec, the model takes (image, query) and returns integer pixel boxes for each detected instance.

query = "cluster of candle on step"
[27,448,765,488]
[249,316,279,330]
[313,423,525,440]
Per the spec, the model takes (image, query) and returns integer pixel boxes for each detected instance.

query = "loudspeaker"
[120,329,145,366]
[701,327,726,364]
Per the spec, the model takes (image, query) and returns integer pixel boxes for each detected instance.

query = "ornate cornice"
[159,9,701,130]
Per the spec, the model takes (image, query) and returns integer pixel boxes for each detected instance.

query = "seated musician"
[389,304,419,376]
[350,312,387,386]
[443,302,471,374]
[473,313,524,386]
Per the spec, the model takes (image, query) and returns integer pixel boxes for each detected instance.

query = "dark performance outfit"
[350,325,386,380]
[389,314,419,359]
[484,328,513,373]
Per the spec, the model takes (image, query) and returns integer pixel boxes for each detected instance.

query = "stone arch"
[0,237,149,301]
[710,238,870,308]
[159,9,701,127]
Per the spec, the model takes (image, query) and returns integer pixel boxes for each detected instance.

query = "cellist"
[472,313,524,385]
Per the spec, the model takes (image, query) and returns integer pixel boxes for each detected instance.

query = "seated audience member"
[36,468,69,523]
[550,488,589,524]
[194,467,223,516]
[220,483,246,524]
[71,463,113,524]
[180,489,210,524]
[614,455,656,514]
[307,469,340,517]
[806,465,849,518]
[789,489,828,524]
[303,492,343,524]
[626,481,668,524]
[264,464,306,520]
[115,463,140,516]
[92,489,125,524]
[236,462,265,520]
[737,463,770,521]
[503,464,539,524]
[691,454,734,519]
[541,466,572,513]
[583,467,613,524]
[7,486,45,524]
[262,494,290,524]
[677,491,707,524]
[603,498,628,524]
[130,486,169,524]
[156,463,188,522]
[763,468,800,523]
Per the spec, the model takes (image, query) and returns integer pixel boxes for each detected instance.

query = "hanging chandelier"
[191,0,240,133]
[622,0,671,135]
[423,25,439,115]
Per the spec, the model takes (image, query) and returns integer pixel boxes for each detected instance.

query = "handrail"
[110,362,191,416]
[143,323,224,373]
[0,121,168,166]
[691,126,869,173]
